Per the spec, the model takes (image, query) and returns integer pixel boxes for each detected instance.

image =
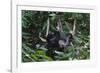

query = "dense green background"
[22,10,90,62]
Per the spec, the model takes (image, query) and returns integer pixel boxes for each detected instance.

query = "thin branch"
[46,18,50,37]
[56,16,63,32]
[72,19,76,35]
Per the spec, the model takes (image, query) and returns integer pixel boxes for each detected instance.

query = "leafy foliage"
[22,10,90,62]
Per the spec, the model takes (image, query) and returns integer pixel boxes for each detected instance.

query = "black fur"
[46,31,73,50]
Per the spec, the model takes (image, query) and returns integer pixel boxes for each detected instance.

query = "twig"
[46,18,50,37]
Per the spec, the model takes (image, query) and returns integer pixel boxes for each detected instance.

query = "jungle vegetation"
[22,10,90,62]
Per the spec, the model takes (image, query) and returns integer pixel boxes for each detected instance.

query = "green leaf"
[36,50,45,55]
